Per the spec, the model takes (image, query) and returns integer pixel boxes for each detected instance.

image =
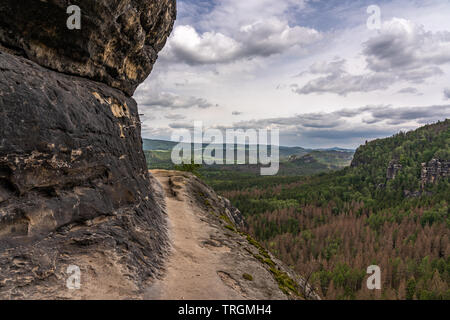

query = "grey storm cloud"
[168,122,195,130]
[230,104,450,132]
[363,19,450,74]
[230,113,344,130]
[292,67,396,96]
[294,58,346,77]
[135,91,219,110]
[299,127,395,140]
[367,105,450,123]
[397,87,422,95]
[444,88,450,100]
[230,104,448,146]
[222,105,450,145]
[225,116,396,147]
[150,104,448,148]
[292,19,450,96]
[165,113,187,120]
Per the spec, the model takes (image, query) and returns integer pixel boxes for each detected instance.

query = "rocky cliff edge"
[0,0,175,299]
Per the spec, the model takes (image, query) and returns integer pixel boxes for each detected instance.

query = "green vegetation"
[173,162,202,175]
[146,120,449,300]
[144,139,354,177]
[245,234,302,297]
[220,214,237,232]
[209,120,449,300]
[243,273,254,281]
[144,150,173,169]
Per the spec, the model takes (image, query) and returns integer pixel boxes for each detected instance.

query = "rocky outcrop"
[0,0,176,96]
[220,197,247,231]
[387,160,402,180]
[0,1,175,299]
[421,159,449,188]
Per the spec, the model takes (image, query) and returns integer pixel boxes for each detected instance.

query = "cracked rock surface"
[0,0,176,299]
[0,0,176,96]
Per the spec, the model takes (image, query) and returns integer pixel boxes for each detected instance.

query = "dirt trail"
[144,170,244,300]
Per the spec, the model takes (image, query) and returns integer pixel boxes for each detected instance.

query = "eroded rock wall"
[0,1,176,299]
[386,160,402,180]
[421,159,450,188]
[0,0,176,96]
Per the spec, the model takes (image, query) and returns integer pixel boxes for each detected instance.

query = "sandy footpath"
[144,170,244,300]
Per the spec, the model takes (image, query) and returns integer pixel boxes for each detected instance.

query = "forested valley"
[204,120,449,299]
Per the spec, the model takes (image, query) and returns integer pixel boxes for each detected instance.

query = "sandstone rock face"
[387,160,403,180]
[0,0,176,96]
[0,1,176,299]
[421,159,449,188]
[0,51,168,299]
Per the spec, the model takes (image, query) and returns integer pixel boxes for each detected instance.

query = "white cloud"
[237,18,321,57]
[136,90,218,110]
[364,18,450,73]
[292,18,450,96]
[163,25,242,65]
[291,58,397,96]
[162,18,321,65]
[136,1,450,148]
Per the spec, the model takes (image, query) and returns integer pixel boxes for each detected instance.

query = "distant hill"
[143,139,178,151]
[143,139,354,175]
[315,147,355,152]
[143,138,310,156]
[350,119,449,194]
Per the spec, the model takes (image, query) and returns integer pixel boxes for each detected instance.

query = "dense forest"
[206,120,449,299]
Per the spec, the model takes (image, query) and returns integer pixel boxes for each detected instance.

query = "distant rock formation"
[387,160,403,180]
[421,159,449,188]
[0,1,175,299]
[289,154,316,164]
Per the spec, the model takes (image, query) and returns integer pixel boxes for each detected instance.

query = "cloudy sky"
[134,0,450,148]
